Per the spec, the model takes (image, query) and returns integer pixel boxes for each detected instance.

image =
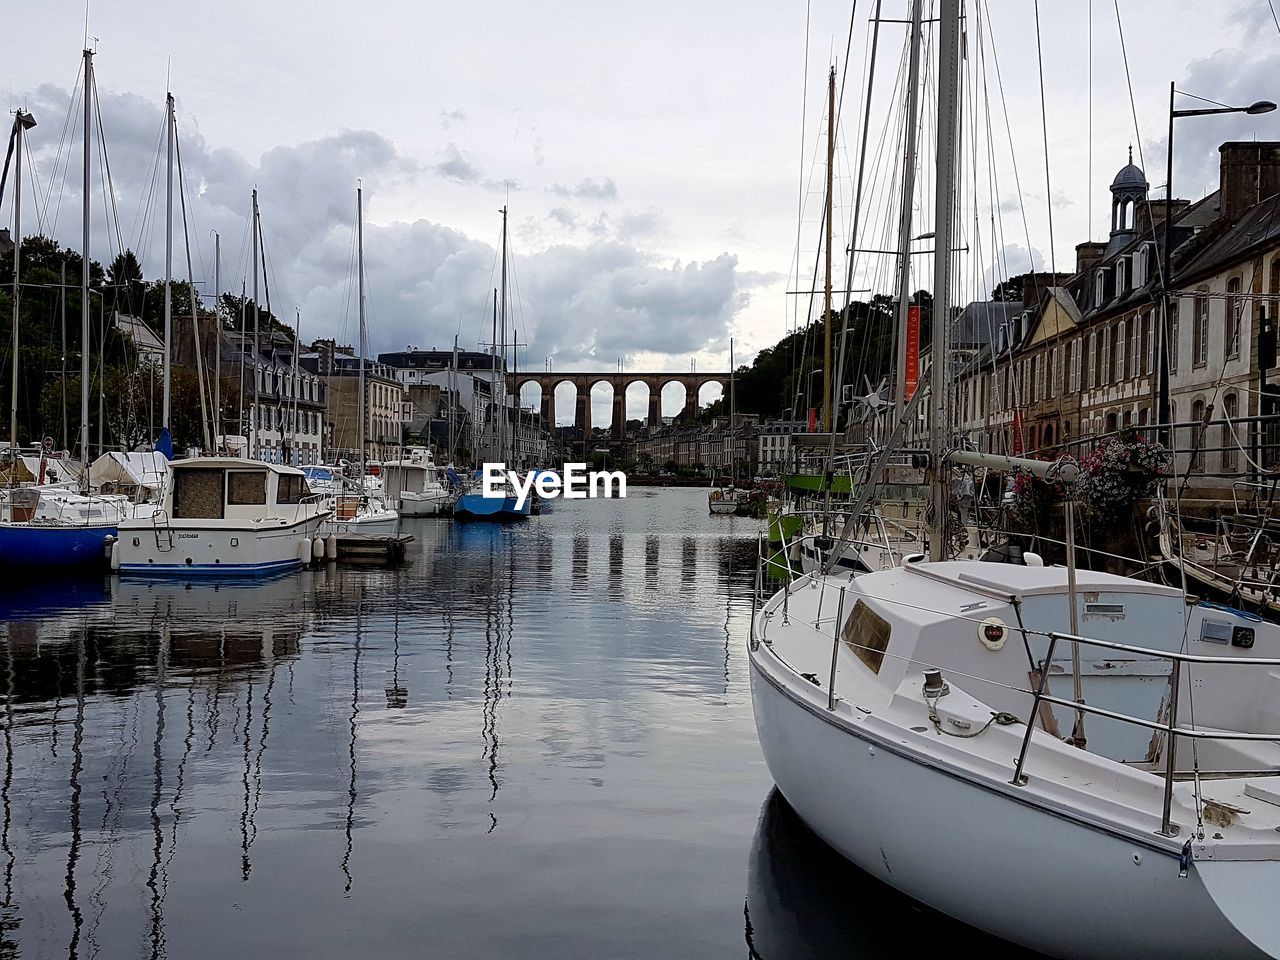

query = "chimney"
[1139,198,1190,233]
[1219,142,1280,223]
[1020,271,1075,311]
[1076,241,1107,274]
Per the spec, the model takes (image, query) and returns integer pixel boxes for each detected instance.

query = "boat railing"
[1012,629,1280,838]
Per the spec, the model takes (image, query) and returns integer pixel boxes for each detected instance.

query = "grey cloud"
[439,109,466,129]
[614,209,663,240]
[548,177,619,202]
[548,207,578,229]
[434,142,482,184]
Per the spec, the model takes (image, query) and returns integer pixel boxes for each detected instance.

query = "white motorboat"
[112,457,330,575]
[320,487,400,538]
[380,448,452,517]
[709,485,740,515]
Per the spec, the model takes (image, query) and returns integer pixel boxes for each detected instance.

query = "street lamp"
[1158,85,1276,444]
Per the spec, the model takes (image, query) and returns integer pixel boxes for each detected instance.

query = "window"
[1095,269,1106,304]
[278,473,304,504]
[172,469,226,520]
[1169,303,1180,376]
[1102,325,1112,386]
[1117,258,1127,294]
[1144,311,1155,375]
[1191,399,1206,471]
[1088,332,1098,389]
[1227,276,1242,359]
[1194,290,1209,367]
[1114,321,1126,383]
[1223,393,1239,471]
[228,471,268,505]
[1271,257,1280,322]
[1070,338,1082,392]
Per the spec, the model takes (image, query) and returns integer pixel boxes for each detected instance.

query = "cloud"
[433,142,481,183]
[15,84,758,381]
[438,109,466,129]
[548,177,619,202]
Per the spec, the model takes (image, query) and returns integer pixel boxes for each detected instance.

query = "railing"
[1011,629,1280,838]
[750,536,1280,839]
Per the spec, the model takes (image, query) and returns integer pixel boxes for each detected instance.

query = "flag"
[905,305,921,401]
[808,407,817,432]
[156,427,174,461]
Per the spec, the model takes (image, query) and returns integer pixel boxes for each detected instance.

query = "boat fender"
[325,535,338,560]
[1023,551,1044,566]
[1146,504,1161,522]
[978,616,1008,651]
[299,537,312,566]
[109,539,120,571]
[312,536,325,560]
[103,533,117,560]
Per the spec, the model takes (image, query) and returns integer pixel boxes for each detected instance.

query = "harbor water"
[0,488,1036,958]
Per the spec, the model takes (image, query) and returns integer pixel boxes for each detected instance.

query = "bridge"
[509,371,730,439]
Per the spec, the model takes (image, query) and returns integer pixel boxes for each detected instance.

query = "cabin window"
[172,469,226,520]
[278,473,305,504]
[842,599,892,675]
[228,471,268,505]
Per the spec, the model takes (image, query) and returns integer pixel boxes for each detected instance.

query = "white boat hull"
[748,650,1277,959]
[395,490,450,517]
[709,500,738,515]
[114,514,326,575]
[321,513,400,538]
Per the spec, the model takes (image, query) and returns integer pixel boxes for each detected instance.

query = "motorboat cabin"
[112,457,330,575]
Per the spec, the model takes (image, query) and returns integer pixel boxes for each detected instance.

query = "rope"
[1032,1,1056,276]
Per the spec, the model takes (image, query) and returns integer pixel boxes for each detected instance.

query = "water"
[0,488,1036,959]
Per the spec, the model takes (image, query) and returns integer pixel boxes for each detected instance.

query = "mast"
[729,336,736,483]
[213,232,221,446]
[251,189,260,459]
[80,49,93,472]
[499,205,509,462]
[356,184,366,476]
[291,308,300,464]
[9,111,34,467]
[893,0,924,415]
[492,288,498,461]
[927,0,961,562]
[162,90,173,441]
[823,66,835,433]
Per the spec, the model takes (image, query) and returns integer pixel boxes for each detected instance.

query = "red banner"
[904,305,921,401]
[1012,410,1024,455]
[808,407,817,432]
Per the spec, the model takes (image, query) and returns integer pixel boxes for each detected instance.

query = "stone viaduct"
[509,372,730,439]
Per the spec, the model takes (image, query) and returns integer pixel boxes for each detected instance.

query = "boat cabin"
[167,458,310,521]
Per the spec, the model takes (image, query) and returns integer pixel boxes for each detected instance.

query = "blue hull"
[453,493,531,522]
[116,557,303,577]
[0,523,116,570]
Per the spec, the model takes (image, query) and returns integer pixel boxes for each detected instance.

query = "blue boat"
[453,490,532,522]
[0,521,116,571]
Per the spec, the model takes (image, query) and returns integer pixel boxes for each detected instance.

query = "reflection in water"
[0,493,873,960]
[745,790,1043,959]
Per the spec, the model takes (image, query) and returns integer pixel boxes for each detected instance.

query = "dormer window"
[1095,269,1106,304]
[1116,258,1127,294]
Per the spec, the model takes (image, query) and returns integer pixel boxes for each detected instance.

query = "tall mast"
[729,336,736,483]
[928,0,961,562]
[162,90,173,440]
[213,232,221,445]
[9,111,34,466]
[893,0,924,415]
[823,66,835,433]
[291,308,300,464]
[80,49,94,471]
[492,287,498,461]
[499,205,509,462]
[357,184,367,475]
[251,189,260,459]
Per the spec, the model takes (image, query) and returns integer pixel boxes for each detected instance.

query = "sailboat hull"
[453,493,530,521]
[748,651,1275,959]
[0,523,115,570]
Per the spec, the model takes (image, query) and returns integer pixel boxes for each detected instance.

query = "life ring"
[710,489,723,502]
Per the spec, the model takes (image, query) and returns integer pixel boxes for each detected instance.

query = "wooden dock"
[333,534,414,566]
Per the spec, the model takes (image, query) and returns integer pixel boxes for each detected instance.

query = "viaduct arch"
[511,372,730,440]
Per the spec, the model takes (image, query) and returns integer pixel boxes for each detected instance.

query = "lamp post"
[1158,85,1275,447]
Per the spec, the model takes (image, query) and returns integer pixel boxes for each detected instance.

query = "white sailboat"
[749,5,1280,957]
[319,184,400,540]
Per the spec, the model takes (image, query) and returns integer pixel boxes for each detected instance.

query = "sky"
[4,0,1280,423]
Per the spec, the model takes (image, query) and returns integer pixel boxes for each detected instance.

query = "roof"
[1175,191,1280,286]
[1111,162,1148,190]
[171,456,305,476]
[951,301,1021,350]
